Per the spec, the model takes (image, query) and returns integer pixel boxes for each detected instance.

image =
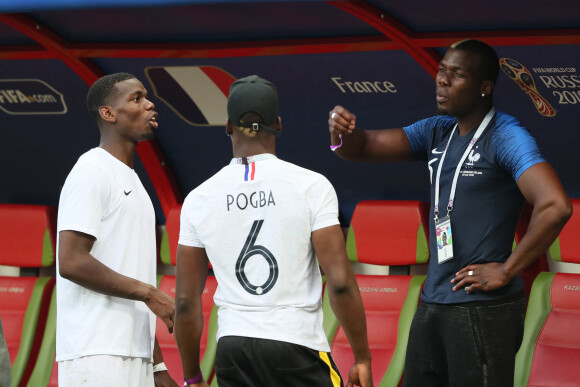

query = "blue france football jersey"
[404,111,544,304]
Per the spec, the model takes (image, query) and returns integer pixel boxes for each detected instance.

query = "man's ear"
[225,120,234,136]
[482,80,494,97]
[99,106,115,123]
[274,116,282,132]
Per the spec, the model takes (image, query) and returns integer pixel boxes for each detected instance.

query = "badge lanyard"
[433,108,495,263]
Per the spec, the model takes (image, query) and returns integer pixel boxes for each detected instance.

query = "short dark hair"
[86,72,136,120]
[451,39,499,83]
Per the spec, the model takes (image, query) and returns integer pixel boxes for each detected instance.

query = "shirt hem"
[56,350,152,362]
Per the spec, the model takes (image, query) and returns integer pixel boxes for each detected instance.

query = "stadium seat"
[0,204,57,387]
[25,288,57,387]
[156,274,218,384]
[0,204,56,268]
[514,203,549,299]
[514,198,580,386]
[324,200,429,386]
[159,205,182,266]
[158,204,218,383]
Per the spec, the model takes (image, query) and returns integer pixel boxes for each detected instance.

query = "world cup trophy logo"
[500,58,556,117]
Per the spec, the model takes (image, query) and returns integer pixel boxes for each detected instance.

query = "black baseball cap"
[227,75,281,137]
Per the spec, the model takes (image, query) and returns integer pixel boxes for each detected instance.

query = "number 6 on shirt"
[235,219,279,295]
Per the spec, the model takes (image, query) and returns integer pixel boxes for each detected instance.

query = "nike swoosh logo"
[431,148,444,154]
[124,190,132,196]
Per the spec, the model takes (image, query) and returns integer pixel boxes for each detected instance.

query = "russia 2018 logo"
[500,58,556,117]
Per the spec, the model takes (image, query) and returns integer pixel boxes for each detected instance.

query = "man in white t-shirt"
[174,75,373,387]
[57,73,178,387]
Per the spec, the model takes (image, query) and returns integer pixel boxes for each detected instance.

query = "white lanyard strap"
[434,108,495,222]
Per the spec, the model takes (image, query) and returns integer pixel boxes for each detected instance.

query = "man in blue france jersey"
[174,75,373,387]
[327,40,572,386]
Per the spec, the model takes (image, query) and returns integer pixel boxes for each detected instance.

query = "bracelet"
[152,362,168,373]
[330,134,343,151]
[183,370,203,386]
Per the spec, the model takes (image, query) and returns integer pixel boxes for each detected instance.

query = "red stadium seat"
[514,198,580,386]
[156,274,218,384]
[26,288,57,387]
[0,204,57,387]
[514,203,549,299]
[546,199,580,266]
[160,205,182,266]
[159,205,213,268]
[158,204,218,382]
[0,204,56,268]
[323,200,429,386]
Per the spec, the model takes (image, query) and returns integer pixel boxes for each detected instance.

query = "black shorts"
[215,336,343,387]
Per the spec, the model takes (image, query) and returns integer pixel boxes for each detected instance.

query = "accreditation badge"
[435,215,453,264]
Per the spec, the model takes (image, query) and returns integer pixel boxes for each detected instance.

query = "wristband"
[153,362,168,373]
[183,370,203,386]
[330,134,343,151]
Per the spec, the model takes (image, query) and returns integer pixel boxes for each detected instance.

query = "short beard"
[437,105,450,116]
[139,130,155,141]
